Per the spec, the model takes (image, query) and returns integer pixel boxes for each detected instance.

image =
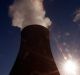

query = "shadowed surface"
[9,25,60,75]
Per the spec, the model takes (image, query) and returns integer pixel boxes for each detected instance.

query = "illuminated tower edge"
[9,25,60,75]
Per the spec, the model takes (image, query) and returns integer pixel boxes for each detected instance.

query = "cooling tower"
[9,25,60,75]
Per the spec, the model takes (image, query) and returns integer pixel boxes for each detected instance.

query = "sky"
[0,0,80,75]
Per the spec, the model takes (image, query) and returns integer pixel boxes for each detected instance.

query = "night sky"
[0,0,80,75]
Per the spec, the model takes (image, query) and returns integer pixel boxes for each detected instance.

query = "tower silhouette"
[10,25,60,75]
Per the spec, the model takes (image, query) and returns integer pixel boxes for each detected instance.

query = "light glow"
[63,60,77,75]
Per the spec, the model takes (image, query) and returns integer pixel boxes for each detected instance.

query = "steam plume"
[73,8,80,24]
[9,0,51,30]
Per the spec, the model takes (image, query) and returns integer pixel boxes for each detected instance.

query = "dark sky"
[0,0,80,75]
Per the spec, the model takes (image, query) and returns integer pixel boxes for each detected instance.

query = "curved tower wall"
[9,25,60,75]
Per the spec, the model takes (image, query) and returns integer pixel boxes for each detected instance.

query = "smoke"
[73,8,80,24]
[9,0,51,30]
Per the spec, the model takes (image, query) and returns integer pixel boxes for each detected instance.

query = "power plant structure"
[9,25,60,75]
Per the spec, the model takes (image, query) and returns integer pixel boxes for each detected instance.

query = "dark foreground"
[9,25,60,75]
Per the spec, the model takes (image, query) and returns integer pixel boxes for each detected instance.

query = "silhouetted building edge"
[9,25,60,75]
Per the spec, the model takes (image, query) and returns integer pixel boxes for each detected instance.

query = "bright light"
[63,60,78,75]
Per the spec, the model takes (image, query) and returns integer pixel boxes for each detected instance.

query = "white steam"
[9,0,51,29]
[73,8,80,24]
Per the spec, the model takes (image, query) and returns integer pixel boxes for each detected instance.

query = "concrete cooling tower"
[9,25,60,75]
